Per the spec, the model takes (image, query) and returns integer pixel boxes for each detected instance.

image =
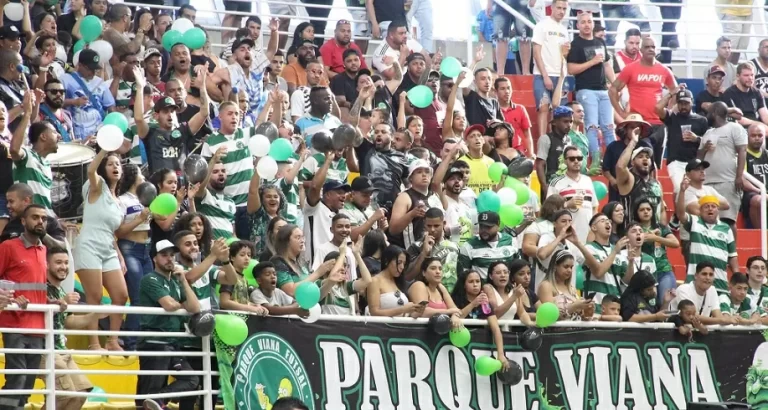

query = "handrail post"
[202,336,213,410]
[467,0,474,65]
[762,180,767,260]
[683,0,692,78]
[44,309,55,410]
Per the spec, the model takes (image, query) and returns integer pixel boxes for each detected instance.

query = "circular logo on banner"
[234,332,314,410]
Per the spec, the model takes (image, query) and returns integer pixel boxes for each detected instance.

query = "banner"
[219,318,768,410]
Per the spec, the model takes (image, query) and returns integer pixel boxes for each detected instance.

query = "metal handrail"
[744,172,767,259]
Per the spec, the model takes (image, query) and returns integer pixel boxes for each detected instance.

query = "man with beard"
[0,50,28,133]
[330,50,365,115]
[0,183,65,247]
[723,62,768,127]
[372,19,429,78]
[703,37,737,88]
[742,124,768,228]
[304,163,351,262]
[291,60,328,121]
[583,214,629,309]
[165,78,211,153]
[548,146,597,243]
[134,66,210,174]
[210,36,267,118]
[752,39,768,98]
[433,146,474,245]
[698,101,747,239]
[389,160,438,249]
[404,207,460,291]
[38,78,74,143]
[106,52,140,116]
[458,211,519,280]
[101,4,151,58]
[312,214,356,275]
[395,53,429,111]
[343,177,388,242]
[535,106,573,198]
[679,159,729,263]
[321,20,368,78]
[194,148,237,240]
[355,119,409,212]
[677,179,740,296]
[0,204,49,410]
[10,94,60,216]
[161,44,196,104]
[282,40,323,95]
[61,49,116,141]
[655,86,709,200]
[0,26,22,52]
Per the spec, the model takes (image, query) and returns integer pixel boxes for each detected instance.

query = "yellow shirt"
[717,0,752,17]
[459,154,495,195]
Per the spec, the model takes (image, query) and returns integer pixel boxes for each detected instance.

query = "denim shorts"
[533,75,570,109]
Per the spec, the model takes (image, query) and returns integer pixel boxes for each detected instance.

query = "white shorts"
[271,0,299,16]
[667,160,687,198]
[350,8,368,37]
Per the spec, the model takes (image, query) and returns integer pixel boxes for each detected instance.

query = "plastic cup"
[0,280,14,290]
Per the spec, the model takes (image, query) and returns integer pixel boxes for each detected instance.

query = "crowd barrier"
[1,304,766,409]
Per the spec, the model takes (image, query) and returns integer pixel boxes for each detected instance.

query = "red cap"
[463,124,486,139]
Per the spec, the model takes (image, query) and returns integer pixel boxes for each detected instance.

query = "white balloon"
[497,187,518,205]
[96,124,124,152]
[256,156,278,180]
[89,40,113,63]
[248,134,270,157]
[4,3,23,21]
[73,51,81,66]
[300,304,321,323]
[171,18,194,34]
[456,67,473,88]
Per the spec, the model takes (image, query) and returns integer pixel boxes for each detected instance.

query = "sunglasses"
[567,156,584,162]
[395,290,404,305]
[46,89,64,95]
[337,19,351,25]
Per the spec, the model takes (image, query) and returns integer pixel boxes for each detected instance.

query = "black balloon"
[332,124,358,150]
[136,182,157,207]
[497,360,523,385]
[520,327,543,352]
[188,311,216,337]
[255,122,279,142]
[428,313,451,335]
[311,130,334,153]
[184,154,209,184]
[507,157,534,179]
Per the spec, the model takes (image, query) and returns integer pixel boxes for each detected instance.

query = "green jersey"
[458,232,519,280]
[202,127,258,207]
[13,147,52,213]
[583,241,628,308]
[298,153,349,183]
[683,214,737,293]
[195,188,237,240]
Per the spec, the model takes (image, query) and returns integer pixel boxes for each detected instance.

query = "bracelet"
[39,65,49,71]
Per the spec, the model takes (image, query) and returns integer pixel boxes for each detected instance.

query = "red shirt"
[615,50,639,71]
[319,40,368,74]
[500,104,531,154]
[414,100,443,154]
[0,236,47,332]
[617,61,676,125]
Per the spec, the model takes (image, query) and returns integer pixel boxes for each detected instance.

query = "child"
[250,262,306,316]
[670,299,709,341]
[317,239,372,315]
[219,241,269,316]
[599,294,622,322]
[719,272,762,325]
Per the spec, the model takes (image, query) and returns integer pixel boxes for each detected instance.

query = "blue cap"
[552,106,573,119]
[322,180,351,193]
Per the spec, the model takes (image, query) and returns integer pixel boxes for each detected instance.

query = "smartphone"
[419,301,429,306]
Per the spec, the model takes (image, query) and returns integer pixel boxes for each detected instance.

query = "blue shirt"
[61,73,116,141]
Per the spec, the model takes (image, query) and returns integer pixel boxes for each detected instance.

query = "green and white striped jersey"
[719,294,763,317]
[201,127,257,207]
[195,188,237,240]
[683,214,737,294]
[13,147,52,213]
[747,285,768,313]
[583,241,628,306]
[298,153,349,183]
[457,232,519,280]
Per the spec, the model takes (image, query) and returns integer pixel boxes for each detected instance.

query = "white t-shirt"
[290,87,311,119]
[372,39,424,72]
[444,195,474,245]
[311,240,358,282]
[680,185,727,241]
[546,174,595,244]
[303,200,335,263]
[531,17,569,77]
[535,234,585,290]
[118,192,150,232]
[250,288,295,307]
[670,282,720,317]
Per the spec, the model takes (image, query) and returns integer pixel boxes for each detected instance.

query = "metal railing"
[744,172,768,259]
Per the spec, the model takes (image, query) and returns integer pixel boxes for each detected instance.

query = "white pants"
[668,160,687,198]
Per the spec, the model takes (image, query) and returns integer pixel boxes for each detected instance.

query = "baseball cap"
[231,36,255,53]
[78,49,101,71]
[630,146,653,161]
[708,65,726,77]
[322,180,351,193]
[350,176,374,193]
[406,52,426,64]
[155,239,178,255]
[443,166,464,182]
[408,159,432,179]
[0,26,21,40]
[478,211,500,227]
[676,89,693,103]
[685,158,710,172]
[143,47,162,60]
[464,124,486,139]
[154,96,179,112]
[552,106,574,120]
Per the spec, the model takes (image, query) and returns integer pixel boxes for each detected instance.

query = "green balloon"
[149,193,178,217]
[575,265,585,291]
[407,85,434,109]
[439,56,462,77]
[488,162,506,184]
[80,15,103,43]
[243,260,257,287]
[182,27,207,50]
[215,314,249,346]
[536,302,560,328]
[73,39,86,53]
[295,281,321,309]
[476,190,501,213]
[593,180,608,201]
[499,204,524,228]
[226,236,239,246]
[103,112,129,133]
[88,386,108,402]
[507,178,530,206]
[268,138,294,161]
[449,327,471,348]
[162,30,183,51]
[475,356,502,376]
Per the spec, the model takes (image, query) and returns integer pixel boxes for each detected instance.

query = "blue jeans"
[651,0,682,63]
[602,4,651,46]
[656,270,677,308]
[118,239,153,350]
[408,0,434,52]
[576,89,615,153]
[533,75,570,108]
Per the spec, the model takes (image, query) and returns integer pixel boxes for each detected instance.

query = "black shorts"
[742,190,760,227]
[224,0,251,12]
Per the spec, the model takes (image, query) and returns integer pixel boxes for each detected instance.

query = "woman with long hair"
[149,168,194,249]
[633,197,679,305]
[522,195,565,262]
[510,259,540,318]
[367,245,424,317]
[484,261,534,324]
[270,224,335,296]
[361,230,388,276]
[132,8,155,43]
[450,269,510,371]
[259,216,287,261]
[441,74,468,140]
[248,171,295,257]
[601,201,625,244]
[286,22,322,65]
[486,123,519,165]
[74,150,128,351]
[405,115,425,148]
[537,250,595,321]
[175,212,213,259]
[408,258,463,328]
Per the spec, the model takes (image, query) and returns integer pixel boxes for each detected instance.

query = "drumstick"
[16,64,29,90]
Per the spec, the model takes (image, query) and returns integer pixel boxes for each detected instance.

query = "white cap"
[155,239,177,254]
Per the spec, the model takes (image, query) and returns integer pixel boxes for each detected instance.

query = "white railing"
[744,172,768,259]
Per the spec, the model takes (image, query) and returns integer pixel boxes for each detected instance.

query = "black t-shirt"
[464,90,503,127]
[0,216,65,243]
[144,123,193,174]
[662,110,708,163]
[374,0,406,23]
[751,58,768,96]
[694,89,722,115]
[329,72,359,107]
[602,139,627,202]
[57,13,77,39]
[0,78,24,133]
[392,74,419,123]
[566,35,610,91]
[723,84,767,122]
[747,148,768,183]
[620,292,659,321]
[0,141,12,196]
[355,139,408,211]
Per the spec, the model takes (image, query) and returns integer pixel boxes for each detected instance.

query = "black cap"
[155,96,179,112]
[322,180,351,193]
[78,49,101,71]
[676,89,693,103]
[0,26,21,40]
[443,167,464,182]
[231,36,255,53]
[478,211,500,227]
[350,176,374,193]
[355,68,372,83]
[406,52,426,64]
[685,158,710,172]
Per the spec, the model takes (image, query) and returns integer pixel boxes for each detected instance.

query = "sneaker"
[143,399,164,410]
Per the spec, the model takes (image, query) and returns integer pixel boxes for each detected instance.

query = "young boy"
[719,272,762,325]
[670,299,709,341]
[599,294,623,322]
[250,262,306,316]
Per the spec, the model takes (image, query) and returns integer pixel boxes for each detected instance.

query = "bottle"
[481,303,492,315]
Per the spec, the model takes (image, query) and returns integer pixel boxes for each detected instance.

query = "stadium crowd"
[0,0,766,409]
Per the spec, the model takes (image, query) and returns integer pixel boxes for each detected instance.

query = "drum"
[47,143,96,219]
